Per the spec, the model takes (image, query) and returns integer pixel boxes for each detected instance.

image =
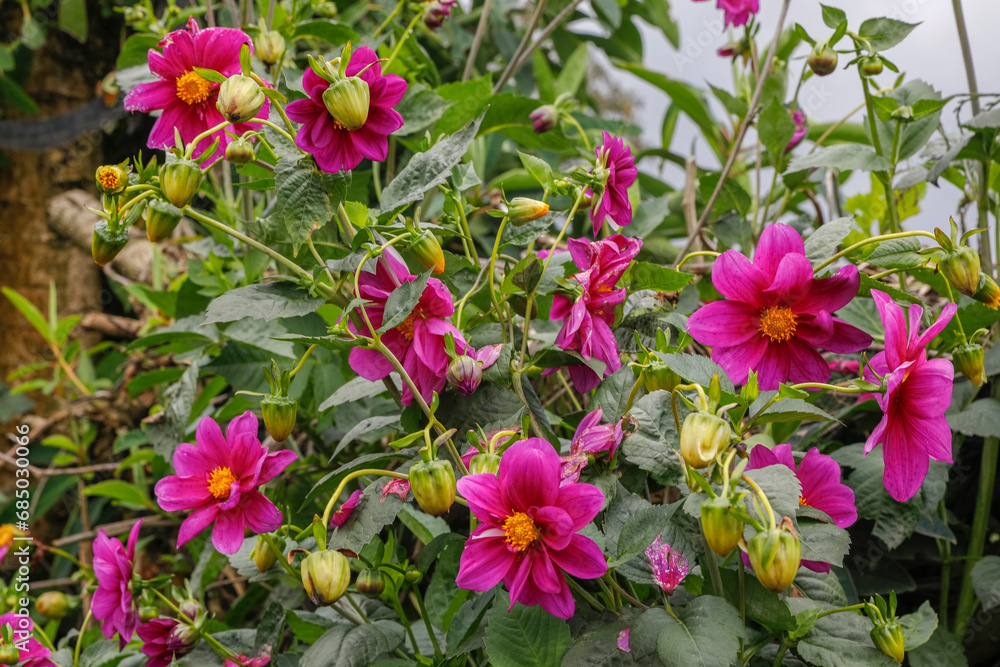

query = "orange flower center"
[176,71,212,105]
[758,306,798,343]
[798,495,810,507]
[0,524,13,547]
[97,166,122,191]
[207,466,237,500]
[396,309,423,342]
[331,118,347,131]
[503,512,539,552]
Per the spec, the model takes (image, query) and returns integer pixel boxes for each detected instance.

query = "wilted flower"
[616,628,631,652]
[154,412,297,554]
[559,406,623,484]
[137,618,198,667]
[646,534,689,594]
[455,439,607,619]
[92,520,143,647]
[381,478,411,501]
[447,345,502,395]
[424,0,458,29]
[687,223,872,389]
[588,132,638,237]
[329,489,363,528]
[224,656,271,667]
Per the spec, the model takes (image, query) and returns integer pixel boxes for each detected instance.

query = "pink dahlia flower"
[0,613,54,667]
[92,520,142,648]
[588,132,638,237]
[286,46,406,173]
[123,17,269,159]
[154,412,297,555]
[560,406,624,484]
[225,656,271,667]
[329,489,363,528]
[747,444,857,572]
[137,618,198,667]
[348,252,469,406]
[687,223,872,390]
[786,110,808,152]
[455,439,608,619]
[863,291,957,502]
[551,235,642,391]
[695,0,759,27]
[646,534,689,594]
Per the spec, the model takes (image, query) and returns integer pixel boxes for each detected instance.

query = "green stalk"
[702,548,725,598]
[384,11,424,70]
[814,230,937,272]
[411,585,443,660]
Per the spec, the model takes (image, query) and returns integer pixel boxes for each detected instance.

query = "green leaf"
[518,151,554,191]
[378,270,432,333]
[433,76,492,137]
[788,144,893,172]
[2,287,52,342]
[858,17,920,51]
[628,262,693,293]
[858,274,923,304]
[656,596,744,667]
[799,523,851,568]
[327,476,408,553]
[900,600,938,651]
[334,415,399,457]
[0,76,38,114]
[555,43,589,97]
[592,366,635,422]
[145,361,200,460]
[821,5,847,29]
[446,588,495,657]
[396,84,453,137]
[971,555,1000,611]
[58,0,87,41]
[115,33,159,70]
[299,621,405,667]
[742,463,802,523]
[302,449,413,507]
[622,391,686,487]
[719,568,795,632]
[82,480,152,509]
[749,394,836,425]
[759,98,796,156]
[291,20,359,45]
[656,353,735,393]
[805,216,856,268]
[866,237,925,269]
[613,503,680,567]
[286,610,335,644]
[381,111,486,211]
[947,398,1000,437]
[203,282,324,324]
[192,67,227,83]
[484,590,572,667]
[709,84,747,118]
[272,157,332,254]
[908,627,969,667]
[798,634,899,667]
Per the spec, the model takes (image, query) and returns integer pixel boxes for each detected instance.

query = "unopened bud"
[807,45,838,76]
[953,343,987,386]
[447,355,482,395]
[409,459,456,516]
[469,451,501,475]
[408,230,445,274]
[700,496,745,557]
[355,568,386,598]
[424,0,456,29]
[217,75,266,123]
[640,362,681,393]
[870,621,905,663]
[323,76,370,131]
[680,412,730,469]
[973,274,1000,310]
[96,164,129,196]
[0,645,20,665]
[255,30,285,67]
[301,550,351,605]
[529,105,558,134]
[92,221,130,267]
[261,395,297,442]
[160,160,203,209]
[861,56,883,77]
[36,591,73,619]
[226,136,256,166]
[939,246,981,297]
[167,621,199,656]
[747,524,801,593]
[178,599,202,620]
[145,199,184,243]
[251,534,278,573]
[506,197,550,226]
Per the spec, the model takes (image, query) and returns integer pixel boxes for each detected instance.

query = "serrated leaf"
[272,157,333,254]
[759,98,796,156]
[655,353,735,393]
[378,270,433,333]
[788,144,893,173]
[484,589,572,667]
[203,282,324,324]
[858,17,919,51]
[900,600,938,651]
[947,398,1000,437]
[971,555,1000,611]
[656,596,744,667]
[805,216,856,267]
[299,621,405,667]
[592,366,635,422]
[821,5,846,29]
[628,262,693,293]
[622,391,686,487]
[866,237,924,269]
[720,568,795,632]
[749,394,836,425]
[327,475,408,554]
[798,634,899,667]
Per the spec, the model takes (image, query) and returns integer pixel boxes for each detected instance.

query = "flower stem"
[772,640,789,666]
[410,585,443,660]
[257,118,297,146]
[742,474,777,530]
[289,344,318,378]
[463,0,492,82]
[493,0,549,93]
[73,608,93,667]
[675,250,721,269]
[487,217,509,339]
[737,562,746,654]
[263,533,298,577]
[385,10,424,70]
[566,576,605,612]
[319,468,410,538]
[702,547,725,598]
[184,120,232,159]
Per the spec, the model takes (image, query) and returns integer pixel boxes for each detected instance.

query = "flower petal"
[711,251,768,307]
[754,224,805,280]
[548,533,608,580]
[211,509,247,554]
[177,503,219,548]
[687,300,760,347]
[499,439,561,511]
[455,527,515,591]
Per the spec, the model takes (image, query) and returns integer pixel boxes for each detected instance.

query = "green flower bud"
[640,362,681,393]
[973,273,1000,310]
[0,644,20,665]
[870,621,905,663]
[301,550,351,606]
[261,395,297,442]
[96,164,129,196]
[217,75,266,123]
[409,459,456,516]
[225,136,256,166]
[408,230,445,274]
[140,605,158,622]
[807,45,838,76]
[700,496,745,557]
[323,76,370,131]
[355,568,386,598]
[160,160,203,209]
[145,198,184,243]
[255,30,286,67]
[939,246,981,297]
[404,569,423,584]
[861,56,884,77]
[36,591,73,619]
[469,452,501,475]
[92,220,130,267]
[953,342,987,386]
[680,412,730,469]
[747,524,801,593]
[507,197,551,226]
[251,534,278,573]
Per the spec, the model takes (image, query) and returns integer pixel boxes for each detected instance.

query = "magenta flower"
[92,520,142,648]
[617,628,631,652]
[137,618,197,667]
[123,18,269,159]
[560,406,624,484]
[348,252,469,406]
[224,656,270,667]
[687,223,872,390]
[747,444,857,572]
[829,358,861,375]
[154,412,297,555]
[455,439,608,619]
[0,613,54,667]
[530,105,558,134]
[424,0,458,28]
[694,0,759,27]
[330,489,363,528]
[551,235,642,391]
[588,132,638,237]
[646,534,689,594]
[786,110,808,152]
[863,291,957,501]
[381,478,411,502]
[286,46,406,173]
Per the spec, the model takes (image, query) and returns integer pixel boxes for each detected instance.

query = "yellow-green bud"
[807,45,838,76]
[507,197,550,226]
[953,343,987,386]
[408,230,445,274]
[355,568,386,598]
[92,221,130,267]
[226,136,256,166]
[861,56,884,77]
[939,246,981,297]
[973,273,1000,310]
[261,395,297,442]
[0,645,20,665]
[160,160,203,209]
[747,524,801,593]
[217,75,266,123]
[96,164,129,196]
[145,198,184,243]
[301,550,351,606]
[409,459,456,516]
[870,621,905,663]
[680,412,730,469]
[139,605,158,622]
[640,362,681,393]
[251,534,278,573]
[255,30,285,67]
[700,496,745,557]
[36,591,73,619]
[469,452,501,475]
[322,76,370,131]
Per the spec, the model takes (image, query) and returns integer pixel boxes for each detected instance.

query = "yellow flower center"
[503,512,539,552]
[176,71,212,105]
[207,466,237,500]
[97,166,122,191]
[397,309,422,342]
[0,524,13,546]
[798,495,810,507]
[758,306,798,343]
[331,118,347,131]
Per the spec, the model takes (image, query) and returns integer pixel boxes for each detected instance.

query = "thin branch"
[499,0,586,92]
[494,0,549,93]
[464,0,492,82]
